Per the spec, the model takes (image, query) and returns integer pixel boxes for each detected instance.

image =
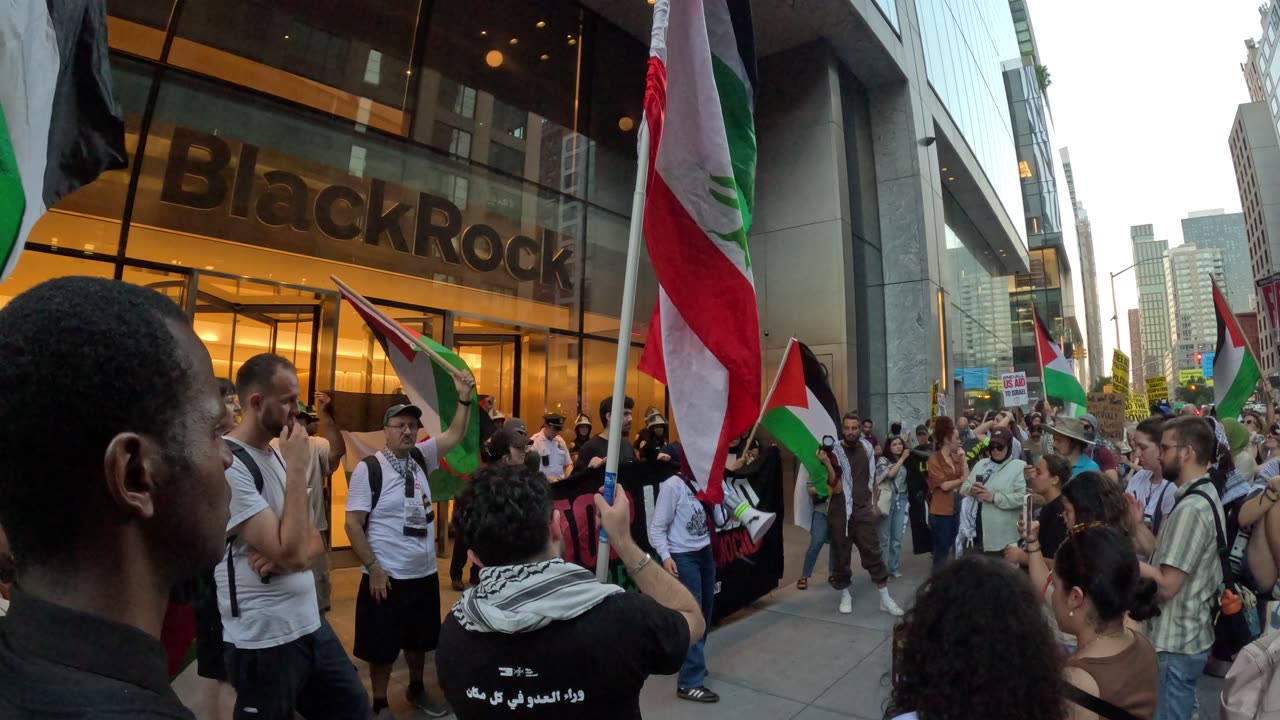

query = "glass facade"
[916,0,1025,249]
[5,0,670,550]
[872,0,901,32]
[945,215,1015,416]
[1181,212,1253,313]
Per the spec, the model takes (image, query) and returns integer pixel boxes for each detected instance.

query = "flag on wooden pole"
[637,0,760,504]
[1034,308,1087,417]
[1212,276,1260,418]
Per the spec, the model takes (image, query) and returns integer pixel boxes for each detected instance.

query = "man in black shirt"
[438,463,703,718]
[0,278,234,718]
[573,395,636,472]
[905,424,935,555]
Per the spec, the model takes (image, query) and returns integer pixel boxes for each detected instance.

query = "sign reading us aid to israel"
[1001,372,1028,407]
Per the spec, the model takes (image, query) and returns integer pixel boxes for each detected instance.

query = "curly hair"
[884,556,1064,720]
[1055,525,1160,623]
[1062,471,1129,530]
[456,462,554,566]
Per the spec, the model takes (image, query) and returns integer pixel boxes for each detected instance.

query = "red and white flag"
[637,0,759,503]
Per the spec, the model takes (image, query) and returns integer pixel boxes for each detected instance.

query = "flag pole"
[1212,275,1272,414]
[330,274,466,382]
[597,119,651,583]
[739,336,796,454]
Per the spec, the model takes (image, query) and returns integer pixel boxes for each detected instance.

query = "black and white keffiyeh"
[452,558,623,634]
[831,443,854,518]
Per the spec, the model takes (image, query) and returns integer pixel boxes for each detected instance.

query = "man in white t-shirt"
[217,353,368,720]
[344,380,475,720]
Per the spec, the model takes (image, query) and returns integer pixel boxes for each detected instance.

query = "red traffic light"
[1195,352,1203,363]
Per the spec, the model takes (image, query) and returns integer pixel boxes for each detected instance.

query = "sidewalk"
[174,522,1224,719]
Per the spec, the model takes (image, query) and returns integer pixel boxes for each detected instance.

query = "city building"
[1181,210,1253,312]
[0,0,1032,551]
[1253,3,1280,137]
[1061,147,1104,384]
[1129,308,1144,391]
[1165,245,1225,375]
[1132,225,1175,386]
[1246,38,1267,103]
[1230,103,1280,380]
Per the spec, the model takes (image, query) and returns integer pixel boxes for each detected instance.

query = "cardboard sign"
[930,381,939,420]
[1001,372,1028,406]
[1145,376,1169,402]
[1112,350,1130,395]
[1086,392,1127,443]
[1127,392,1149,422]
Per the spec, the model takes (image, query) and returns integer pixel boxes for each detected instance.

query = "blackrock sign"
[158,127,574,290]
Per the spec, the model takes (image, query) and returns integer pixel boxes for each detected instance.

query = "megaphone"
[723,486,776,544]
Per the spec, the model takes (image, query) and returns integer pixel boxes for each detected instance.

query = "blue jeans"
[1155,649,1209,720]
[673,545,716,689]
[879,490,907,574]
[930,513,958,571]
[801,508,834,577]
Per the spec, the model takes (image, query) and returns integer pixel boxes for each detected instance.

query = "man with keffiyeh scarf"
[437,463,705,719]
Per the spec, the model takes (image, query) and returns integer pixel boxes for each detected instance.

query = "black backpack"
[359,448,431,530]
[223,440,283,618]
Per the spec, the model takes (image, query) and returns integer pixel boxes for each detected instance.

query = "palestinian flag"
[0,0,128,281]
[333,277,480,497]
[637,0,760,505]
[1213,276,1260,418]
[760,339,839,500]
[1034,308,1087,417]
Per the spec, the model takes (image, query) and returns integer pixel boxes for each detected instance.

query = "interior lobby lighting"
[941,167,948,172]
[485,50,503,68]
[618,116,635,131]
[567,37,577,45]
[509,37,519,45]
[539,54,549,61]
[536,20,546,28]
[947,176,955,181]
[480,30,487,36]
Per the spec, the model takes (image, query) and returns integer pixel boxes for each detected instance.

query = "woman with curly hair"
[1052,524,1160,719]
[885,555,1064,720]
[926,416,966,570]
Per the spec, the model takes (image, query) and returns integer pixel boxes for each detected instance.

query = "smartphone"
[1023,493,1035,527]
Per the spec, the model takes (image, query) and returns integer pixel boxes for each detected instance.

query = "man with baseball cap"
[531,413,573,482]
[343,370,476,720]
[1080,412,1120,483]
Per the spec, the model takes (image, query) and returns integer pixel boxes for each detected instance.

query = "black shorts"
[353,572,441,664]
[193,573,227,681]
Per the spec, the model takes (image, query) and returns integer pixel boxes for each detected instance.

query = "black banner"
[549,447,784,622]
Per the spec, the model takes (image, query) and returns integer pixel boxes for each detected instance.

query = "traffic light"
[1195,352,1203,364]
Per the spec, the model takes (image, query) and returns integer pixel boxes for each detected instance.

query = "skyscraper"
[1129,308,1144,391]
[1181,210,1253,312]
[1165,245,1225,374]
[1132,224,1174,386]
[1229,102,1280,379]
[1061,148,1104,384]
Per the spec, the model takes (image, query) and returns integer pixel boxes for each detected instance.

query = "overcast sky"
[1031,0,1262,364]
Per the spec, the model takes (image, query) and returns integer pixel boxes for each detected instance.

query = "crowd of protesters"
[7,277,1280,720]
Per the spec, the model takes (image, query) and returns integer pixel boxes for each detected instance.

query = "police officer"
[530,413,573,482]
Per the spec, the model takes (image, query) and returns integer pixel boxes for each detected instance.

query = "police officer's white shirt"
[345,438,440,580]
[531,430,571,479]
[216,438,320,650]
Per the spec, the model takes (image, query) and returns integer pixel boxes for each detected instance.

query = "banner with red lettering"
[550,447,785,622]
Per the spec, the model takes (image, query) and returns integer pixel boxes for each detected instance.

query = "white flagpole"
[597,120,652,583]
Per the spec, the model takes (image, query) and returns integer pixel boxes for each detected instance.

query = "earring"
[1069,611,1073,617]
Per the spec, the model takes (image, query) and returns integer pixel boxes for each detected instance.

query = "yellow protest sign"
[930,381,939,420]
[1145,376,1168,401]
[1127,393,1149,422]
[1112,350,1130,395]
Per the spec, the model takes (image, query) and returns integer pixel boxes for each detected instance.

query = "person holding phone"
[959,427,1026,558]
[927,417,967,570]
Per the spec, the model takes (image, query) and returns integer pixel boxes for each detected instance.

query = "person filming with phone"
[958,427,1026,558]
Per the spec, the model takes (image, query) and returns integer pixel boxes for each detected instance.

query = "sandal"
[797,577,808,590]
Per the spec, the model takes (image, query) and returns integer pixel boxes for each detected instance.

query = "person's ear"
[549,509,564,544]
[103,432,161,520]
[1068,585,1086,611]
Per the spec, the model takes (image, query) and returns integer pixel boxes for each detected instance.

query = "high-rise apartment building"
[1061,148,1104,384]
[1132,225,1174,386]
[1181,210,1253,312]
[1166,245,1226,374]
[1129,308,1144,390]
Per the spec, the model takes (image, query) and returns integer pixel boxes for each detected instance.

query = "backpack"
[1222,631,1280,719]
[358,448,431,531]
[223,440,280,618]
[1184,482,1262,663]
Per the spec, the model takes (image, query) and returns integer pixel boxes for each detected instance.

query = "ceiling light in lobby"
[485,50,504,68]
[509,37,519,45]
[540,54,549,61]
[618,117,635,131]
[536,20,546,28]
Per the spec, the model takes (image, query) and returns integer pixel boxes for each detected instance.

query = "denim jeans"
[879,490,907,575]
[225,619,370,720]
[1155,649,1209,720]
[673,545,716,689]
[929,513,958,571]
[801,508,833,578]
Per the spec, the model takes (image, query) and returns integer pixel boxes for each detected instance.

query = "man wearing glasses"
[1140,416,1225,720]
[345,380,476,720]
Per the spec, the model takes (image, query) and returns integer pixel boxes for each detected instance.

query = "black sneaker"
[677,687,720,703]
[407,687,451,717]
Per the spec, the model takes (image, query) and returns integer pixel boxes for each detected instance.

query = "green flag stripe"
[1221,352,1260,418]
[0,103,25,272]
[761,407,828,499]
[419,335,480,475]
[711,54,756,234]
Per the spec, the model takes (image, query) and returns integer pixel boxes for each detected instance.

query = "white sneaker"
[838,589,852,614]
[880,594,904,617]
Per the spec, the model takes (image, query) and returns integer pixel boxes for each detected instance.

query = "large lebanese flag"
[638,0,760,504]
[1213,276,1261,418]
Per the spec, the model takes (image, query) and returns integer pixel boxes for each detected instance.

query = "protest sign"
[1001,372,1028,407]
[1086,392,1127,443]
[1112,350,1130,395]
[1145,376,1169,402]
